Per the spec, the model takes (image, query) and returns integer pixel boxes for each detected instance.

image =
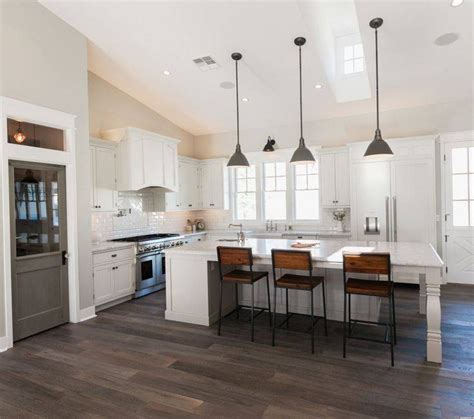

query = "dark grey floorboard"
[0,283,473,418]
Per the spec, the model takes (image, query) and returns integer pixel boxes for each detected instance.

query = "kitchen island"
[164,238,444,363]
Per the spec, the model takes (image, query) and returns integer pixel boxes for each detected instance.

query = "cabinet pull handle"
[111,254,117,258]
[210,203,214,207]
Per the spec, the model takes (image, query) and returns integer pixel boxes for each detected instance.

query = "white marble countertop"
[91,241,136,253]
[164,237,443,268]
[180,231,208,237]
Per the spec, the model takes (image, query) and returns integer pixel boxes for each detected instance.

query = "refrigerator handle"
[385,196,390,241]
[392,196,397,242]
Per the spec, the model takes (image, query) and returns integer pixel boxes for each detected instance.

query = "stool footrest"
[275,311,323,334]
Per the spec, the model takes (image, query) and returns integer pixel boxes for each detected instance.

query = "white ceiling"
[41,0,473,137]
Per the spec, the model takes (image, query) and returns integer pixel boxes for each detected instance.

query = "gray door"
[9,161,69,341]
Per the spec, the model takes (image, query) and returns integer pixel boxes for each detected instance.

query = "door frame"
[0,96,81,350]
[439,130,474,283]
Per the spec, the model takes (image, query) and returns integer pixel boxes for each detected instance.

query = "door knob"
[62,250,69,265]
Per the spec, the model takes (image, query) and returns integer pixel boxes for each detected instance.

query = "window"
[263,162,286,220]
[294,162,319,220]
[451,146,474,226]
[7,118,65,151]
[234,165,257,220]
[343,43,364,75]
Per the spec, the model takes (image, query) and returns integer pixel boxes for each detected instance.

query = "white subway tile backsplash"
[91,190,350,242]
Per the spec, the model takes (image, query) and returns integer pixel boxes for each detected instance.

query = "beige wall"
[89,72,195,156]
[0,0,93,335]
[194,98,474,159]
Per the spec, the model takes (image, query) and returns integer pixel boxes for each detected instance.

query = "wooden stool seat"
[223,269,268,284]
[276,273,323,290]
[346,278,392,297]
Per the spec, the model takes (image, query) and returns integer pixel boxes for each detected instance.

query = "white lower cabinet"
[93,247,135,307]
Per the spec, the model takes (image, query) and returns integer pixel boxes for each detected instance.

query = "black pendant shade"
[263,136,276,152]
[363,18,393,159]
[227,52,250,168]
[290,37,315,165]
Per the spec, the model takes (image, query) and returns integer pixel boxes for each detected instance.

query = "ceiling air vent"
[193,56,220,71]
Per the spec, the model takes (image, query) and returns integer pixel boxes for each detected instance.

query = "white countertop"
[164,237,443,268]
[91,241,136,253]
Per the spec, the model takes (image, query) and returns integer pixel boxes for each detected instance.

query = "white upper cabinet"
[320,150,350,207]
[166,157,228,211]
[90,139,117,212]
[166,157,200,211]
[101,127,180,192]
[200,159,229,210]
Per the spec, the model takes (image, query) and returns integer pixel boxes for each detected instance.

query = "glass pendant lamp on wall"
[227,52,249,168]
[290,37,315,165]
[363,18,394,159]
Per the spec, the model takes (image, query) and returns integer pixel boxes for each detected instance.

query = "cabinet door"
[163,142,178,191]
[200,164,212,208]
[352,161,391,241]
[320,154,336,207]
[211,163,224,209]
[189,165,200,209]
[334,152,350,206]
[93,264,114,306]
[143,138,164,187]
[113,260,135,297]
[95,147,116,211]
[90,146,97,209]
[390,159,436,244]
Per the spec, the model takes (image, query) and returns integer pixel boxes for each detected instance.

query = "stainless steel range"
[111,233,184,298]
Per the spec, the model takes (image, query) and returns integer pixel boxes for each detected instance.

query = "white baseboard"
[0,335,9,353]
[78,306,96,322]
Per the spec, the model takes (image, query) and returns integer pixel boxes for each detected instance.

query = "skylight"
[343,43,364,75]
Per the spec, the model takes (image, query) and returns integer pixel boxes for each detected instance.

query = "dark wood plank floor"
[1,284,473,418]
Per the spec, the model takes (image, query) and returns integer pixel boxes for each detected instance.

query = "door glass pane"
[452,174,468,199]
[7,118,65,151]
[470,202,474,227]
[470,174,474,199]
[452,148,468,173]
[13,166,62,257]
[453,201,469,226]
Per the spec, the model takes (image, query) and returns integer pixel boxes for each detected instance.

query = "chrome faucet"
[228,223,245,242]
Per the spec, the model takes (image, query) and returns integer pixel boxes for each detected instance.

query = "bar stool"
[217,246,271,342]
[343,252,396,366]
[271,249,328,354]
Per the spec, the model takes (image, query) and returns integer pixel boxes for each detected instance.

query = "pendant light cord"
[299,45,303,140]
[375,27,380,131]
[235,58,240,146]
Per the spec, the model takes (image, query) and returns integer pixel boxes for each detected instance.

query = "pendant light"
[290,37,315,165]
[363,18,393,159]
[13,121,26,144]
[227,52,249,168]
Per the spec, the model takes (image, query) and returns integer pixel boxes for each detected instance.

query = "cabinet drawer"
[93,247,135,266]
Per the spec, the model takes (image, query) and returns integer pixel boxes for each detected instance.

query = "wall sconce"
[263,136,276,152]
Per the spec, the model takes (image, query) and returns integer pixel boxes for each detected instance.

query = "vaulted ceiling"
[41,0,473,136]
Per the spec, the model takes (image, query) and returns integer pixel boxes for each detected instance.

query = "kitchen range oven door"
[137,252,160,291]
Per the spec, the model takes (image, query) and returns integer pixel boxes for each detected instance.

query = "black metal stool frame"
[271,249,328,354]
[342,253,396,366]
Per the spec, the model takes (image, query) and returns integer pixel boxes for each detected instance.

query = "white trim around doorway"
[0,96,87,351]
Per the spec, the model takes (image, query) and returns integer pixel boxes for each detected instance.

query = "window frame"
[230,148,321,225]
[292,162,320,222]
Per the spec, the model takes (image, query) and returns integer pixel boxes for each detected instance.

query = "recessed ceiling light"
[163,70,171,76]
[315,84,322,89]
[451,0,463,6]
[220,81,235,89]
[434,32,459,46]
[242,97,249,102]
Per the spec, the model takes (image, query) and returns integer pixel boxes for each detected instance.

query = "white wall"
[194,98,473,159]
[0,0,94,323]
[88,72,195,157]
